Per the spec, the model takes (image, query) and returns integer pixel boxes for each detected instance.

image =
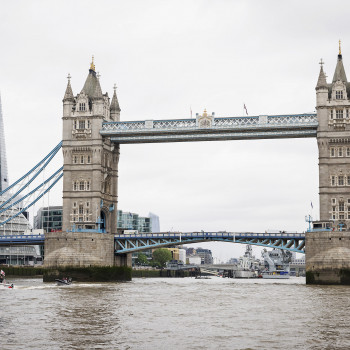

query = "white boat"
[55,277,72,286]
[0,270,14,288]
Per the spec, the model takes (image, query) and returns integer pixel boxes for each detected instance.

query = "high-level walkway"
[101,114,317,143]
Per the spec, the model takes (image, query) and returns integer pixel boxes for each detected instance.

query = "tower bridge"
[2,47,350,283]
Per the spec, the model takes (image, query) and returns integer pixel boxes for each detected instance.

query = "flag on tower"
[244,104,248,115]
[311,201,313,209]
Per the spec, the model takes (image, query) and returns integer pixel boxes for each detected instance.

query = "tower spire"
[333,43,347,83]
[90,55,95,72]
[63,73,74,101]
[316,59,328,90]
[110,84,121,121]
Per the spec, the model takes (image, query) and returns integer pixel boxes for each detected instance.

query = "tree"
[135,253,149,266]
[152,248,172,268]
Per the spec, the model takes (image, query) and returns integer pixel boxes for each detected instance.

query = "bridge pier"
[114,253,132,267]
[44,231,115,267]
[306,231,350,284]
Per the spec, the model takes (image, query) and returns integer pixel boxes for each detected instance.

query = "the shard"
[0,94,8,192]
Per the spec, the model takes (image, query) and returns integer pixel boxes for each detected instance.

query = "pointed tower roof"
[63,73,74,101]
[81,56,103,99]
[316,61,328,90]
[332,41,347,83]
[110,84,121,112]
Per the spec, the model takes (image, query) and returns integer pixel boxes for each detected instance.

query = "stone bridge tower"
[307,43,350,284]
[44,58,125,267]
[61,58,120,234]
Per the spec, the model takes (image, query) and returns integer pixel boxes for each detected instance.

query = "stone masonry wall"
[44,231,115,268]
[306,231,350,284]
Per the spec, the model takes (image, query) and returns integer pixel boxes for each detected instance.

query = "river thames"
[1,277,350,350]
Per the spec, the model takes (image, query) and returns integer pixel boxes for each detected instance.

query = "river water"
[1,277,350,350]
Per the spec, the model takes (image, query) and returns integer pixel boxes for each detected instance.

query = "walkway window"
[336,91,343,99]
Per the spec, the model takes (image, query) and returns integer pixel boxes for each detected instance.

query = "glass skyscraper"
[0,94,9,192]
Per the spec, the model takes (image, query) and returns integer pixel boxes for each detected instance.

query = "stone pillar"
[44,231,115,267]
[306,231,350,284]
[115,253,132,267]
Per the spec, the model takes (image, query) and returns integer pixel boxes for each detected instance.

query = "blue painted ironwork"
[101,114,318,144]
[0,172,63,226]
[67,224,106,234]
[0,231,306,254]
[114,231,306,254]
[0,234,45,245]
[0,142,62,206]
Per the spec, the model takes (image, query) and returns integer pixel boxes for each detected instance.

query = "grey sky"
[0,0,347,260]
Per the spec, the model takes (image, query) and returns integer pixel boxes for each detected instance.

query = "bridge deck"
[0,231,306,254]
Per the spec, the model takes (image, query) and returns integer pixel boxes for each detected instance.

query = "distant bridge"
[0,231,306,254]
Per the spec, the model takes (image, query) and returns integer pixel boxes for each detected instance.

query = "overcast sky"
[0,1,348,261]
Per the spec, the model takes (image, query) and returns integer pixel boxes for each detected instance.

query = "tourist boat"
[55,277,72,286]
[261,248,291,279]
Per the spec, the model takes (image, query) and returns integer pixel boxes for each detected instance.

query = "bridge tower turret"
[307,43,350,284]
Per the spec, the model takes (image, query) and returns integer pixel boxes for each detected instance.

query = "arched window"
[80,181,85,191]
